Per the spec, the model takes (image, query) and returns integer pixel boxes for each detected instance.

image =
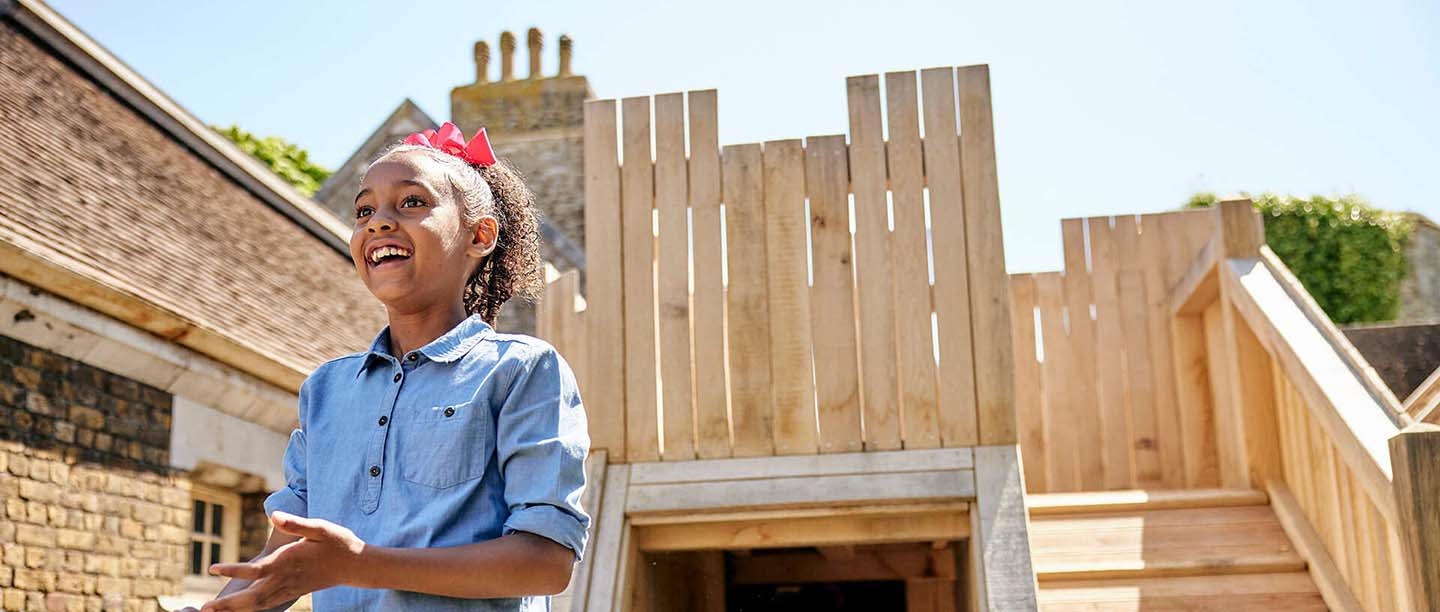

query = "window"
[187,485,240,577]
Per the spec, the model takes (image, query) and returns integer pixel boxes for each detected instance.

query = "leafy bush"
[213,125,332,196]
[1186,192,1412,324]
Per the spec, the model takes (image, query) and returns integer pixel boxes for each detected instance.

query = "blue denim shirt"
[264,315,591,611]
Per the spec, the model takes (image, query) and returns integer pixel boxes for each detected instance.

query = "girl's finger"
[270,511,331,540]
[208,561,263,580]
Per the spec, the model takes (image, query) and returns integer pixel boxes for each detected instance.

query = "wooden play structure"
[537,65,1440,611]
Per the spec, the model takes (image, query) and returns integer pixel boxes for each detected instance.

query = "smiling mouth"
[367,245,413,268]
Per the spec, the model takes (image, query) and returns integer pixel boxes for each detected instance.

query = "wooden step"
[1029,504,1302,582]
[1028,488,1269,516]
[1038,572,1326,611]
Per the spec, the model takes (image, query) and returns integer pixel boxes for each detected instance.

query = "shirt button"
[393,373,402,383]
[407,353,418,362]
[369,466,381,477]
[377,415,388,426]
[443,406,455,417]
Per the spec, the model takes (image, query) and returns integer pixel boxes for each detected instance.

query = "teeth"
[369,246,411,264]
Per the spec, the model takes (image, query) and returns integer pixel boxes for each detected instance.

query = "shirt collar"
[355,314,493,376]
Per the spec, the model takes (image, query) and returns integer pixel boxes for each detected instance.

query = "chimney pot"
[499,31,516,82]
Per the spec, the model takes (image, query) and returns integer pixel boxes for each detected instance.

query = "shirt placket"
[361,357,406,514]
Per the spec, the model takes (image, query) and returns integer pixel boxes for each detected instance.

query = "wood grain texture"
[582,99,626,461]
[620,96,659,462]
[1113,216,1161,488]
[1087,217,1130,489]
[653,92,695,461]
[686,90,731,459]
[1266,480,1365,612]
[761,139,817,456]
[1036,272,1077,492]
[722,143,774,458]
[846,74,901,450]
[920,66,978,447]
[1139,213,1185,488]
[584,464,630,611]
[885,70,941,450]
[1010,274,1047,491]
[971,445,1039,611]
[1389,423,1440,612]
[805,134,863,453]
[1061,218,1104,490]
[957,65,1016,445]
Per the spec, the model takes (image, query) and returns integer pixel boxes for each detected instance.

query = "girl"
[196,123,590,612]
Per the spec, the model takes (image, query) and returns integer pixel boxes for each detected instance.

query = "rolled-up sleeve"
[263,427,309,518]
[497,343,591,562]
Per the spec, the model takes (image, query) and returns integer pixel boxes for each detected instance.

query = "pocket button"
[444,406,455,417]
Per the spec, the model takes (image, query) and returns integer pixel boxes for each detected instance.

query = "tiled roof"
[0,17,386,389]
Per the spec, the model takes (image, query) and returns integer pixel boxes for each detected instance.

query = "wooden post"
[1208,198,1281,488]
[1389,422,1440,611]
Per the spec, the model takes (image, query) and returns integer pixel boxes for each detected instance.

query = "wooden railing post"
[1210,198,1283,488]
[1390,423,1440,610]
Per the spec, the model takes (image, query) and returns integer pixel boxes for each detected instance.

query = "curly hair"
[371,146,543,325]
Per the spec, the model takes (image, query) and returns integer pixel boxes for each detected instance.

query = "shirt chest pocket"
[400,401,492,489]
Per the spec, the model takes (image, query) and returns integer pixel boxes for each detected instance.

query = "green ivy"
[212,124,332,196]
[1186,192,1412,324]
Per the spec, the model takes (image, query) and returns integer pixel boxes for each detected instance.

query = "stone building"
[1399,212,1440,323]
[0,1,385,610]
[318,28,590,334]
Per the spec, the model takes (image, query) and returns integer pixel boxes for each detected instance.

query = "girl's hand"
[201,511,366,612]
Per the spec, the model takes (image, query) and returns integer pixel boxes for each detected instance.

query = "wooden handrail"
[1222,253,1402,523]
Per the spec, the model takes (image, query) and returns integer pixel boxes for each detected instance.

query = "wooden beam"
[1389,422,1440,611]
[731,546,953,584]
[1170,237,1219,316]
[625,469,975,515]
[1224,258,1401,524]
[970,446,1039,611]
[816,545,856,562]
[628,501,971,527]
[563,450,608,611]
[637,508,970,552]
[582,99,626,461]
[1265,480,1365,612]
[584,464,631,612]
[1027,488,1268,516]
[628,447,973,485]
[1216,198,1264,257]
[1404,365,1440,421]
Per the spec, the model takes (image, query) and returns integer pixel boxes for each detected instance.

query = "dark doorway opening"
[728,580,906,611]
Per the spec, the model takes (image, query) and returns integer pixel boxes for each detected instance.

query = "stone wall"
[0,334,188,612]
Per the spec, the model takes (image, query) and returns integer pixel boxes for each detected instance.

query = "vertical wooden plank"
[620,96,660,463]
[1313,420,1351,578]
[847,74,901,451]
[762,139,818,456]
[565,449,607,612]
[920,66,979,447]
[558,271,585,390]
[1179,304,1218,487]
[1061,219,1103,490]
[1035,272,1077,492]
[885,70,941,450]
[971,445,1040,611]
[1388,522,1417,612]
[1114,216,1162,486]
[1334,464,1366,606]
[687,90,730,459]
[1233,308,1281,484]
[1389,423,1440,612]
[1138,213,1185,488]
[692,551,726,612]
[1009,275,1046,492]
[653,93,695,462]
[957,65,1016,445]
[585,464,631,611]
[583,99,626,461]
[1367,501,1397,612]
[722,143,774,458]
[806,134,863,453]
[1087,217,1131,489]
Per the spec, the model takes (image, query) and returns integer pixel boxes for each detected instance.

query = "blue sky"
[46,0,1440,273]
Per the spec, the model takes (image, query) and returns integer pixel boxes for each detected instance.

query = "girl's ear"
[468,216,500,259]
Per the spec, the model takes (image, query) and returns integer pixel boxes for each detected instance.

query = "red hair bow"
[404,122,497,167]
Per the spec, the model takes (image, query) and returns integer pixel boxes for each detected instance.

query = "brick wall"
[0,334,189,612]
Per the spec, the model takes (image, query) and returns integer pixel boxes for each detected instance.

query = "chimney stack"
[473,41,490,84]
[558,35,573,77]
[527,28,543,79]
[499,31,516,82]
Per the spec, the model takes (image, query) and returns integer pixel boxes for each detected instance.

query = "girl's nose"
[366,213,396,233]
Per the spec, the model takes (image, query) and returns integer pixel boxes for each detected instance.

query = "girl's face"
[351,150,496,314]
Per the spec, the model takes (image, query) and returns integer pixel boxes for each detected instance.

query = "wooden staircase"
[1028,489,1328,611]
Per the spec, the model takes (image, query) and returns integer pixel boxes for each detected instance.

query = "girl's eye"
[355,206,373,220]
[400,196,427,208]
